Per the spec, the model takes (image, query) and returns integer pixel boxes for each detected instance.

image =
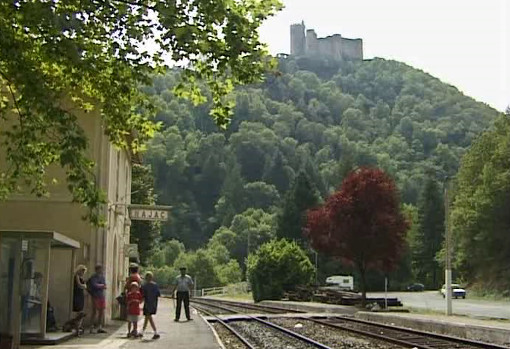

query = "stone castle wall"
[290,22,363,61]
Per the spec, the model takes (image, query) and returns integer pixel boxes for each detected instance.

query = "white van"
[325,275,354,291]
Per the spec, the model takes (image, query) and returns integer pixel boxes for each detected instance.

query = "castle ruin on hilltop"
[290,21,363,61]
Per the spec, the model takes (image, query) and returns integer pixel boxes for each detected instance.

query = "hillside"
[143,56,501,250]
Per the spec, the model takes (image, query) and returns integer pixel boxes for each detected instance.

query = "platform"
[21,298,221,349]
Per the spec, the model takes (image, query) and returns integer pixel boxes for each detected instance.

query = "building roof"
[0,230,80,248]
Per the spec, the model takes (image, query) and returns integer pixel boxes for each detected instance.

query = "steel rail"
[309,317,509,349]
[190,303,256,349]
[191,299,239,314]
[248,315,333,349]
[193,300,332,349]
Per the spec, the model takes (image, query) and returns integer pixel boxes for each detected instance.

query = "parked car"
[440,284,466,299]
[406,283,425,292]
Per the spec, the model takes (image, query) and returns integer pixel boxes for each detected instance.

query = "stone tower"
[289,21,363,61]
[290,21,306,56]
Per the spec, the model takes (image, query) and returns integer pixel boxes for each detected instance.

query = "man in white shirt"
[171,267,194,321]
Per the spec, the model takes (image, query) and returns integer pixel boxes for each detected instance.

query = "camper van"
[325,275,354,291]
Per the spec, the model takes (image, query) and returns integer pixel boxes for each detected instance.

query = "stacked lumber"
[312,287,361,305]
[285,285,314,301]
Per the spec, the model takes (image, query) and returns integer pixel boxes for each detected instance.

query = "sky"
[259,0,509,112]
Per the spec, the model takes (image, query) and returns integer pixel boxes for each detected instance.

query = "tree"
[305,167,409,303]
[0,0,282,223]
[413,177,444,288]
[276,172,320,244]
[173,249,220,290]
[130,164,161,265]
[450,115,510,292]
[246,239,314,302]
[243,182,280,210]
[263,151,295,193]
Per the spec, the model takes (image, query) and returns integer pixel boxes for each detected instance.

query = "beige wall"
[0,102,132,325]
[48,249,74,325]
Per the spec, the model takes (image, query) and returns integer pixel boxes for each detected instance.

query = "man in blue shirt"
[87,265,107,334]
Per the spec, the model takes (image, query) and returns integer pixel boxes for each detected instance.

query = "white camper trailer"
[325,275,354,291]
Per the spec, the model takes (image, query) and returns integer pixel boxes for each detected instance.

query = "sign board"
[129,205,171,221]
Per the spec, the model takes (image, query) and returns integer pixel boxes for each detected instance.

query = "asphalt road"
[367,291,510,320]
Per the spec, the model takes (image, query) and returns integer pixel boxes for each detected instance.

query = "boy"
[126,282,143,338]
[141,272,161,339]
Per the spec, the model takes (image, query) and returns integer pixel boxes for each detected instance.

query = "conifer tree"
[276,172,320,244]
[413,177,444,288]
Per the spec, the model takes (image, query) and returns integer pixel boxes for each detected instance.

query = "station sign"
[129,205,171,221]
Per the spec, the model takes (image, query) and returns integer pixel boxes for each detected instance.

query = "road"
[367,291,510,320]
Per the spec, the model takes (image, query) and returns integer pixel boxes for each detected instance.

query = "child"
[126,282,143,338]
[141,272,161,339]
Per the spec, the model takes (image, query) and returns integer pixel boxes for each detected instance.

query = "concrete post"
[444,177,452,316]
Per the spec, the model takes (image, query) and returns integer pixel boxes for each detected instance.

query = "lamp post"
[444,177,452,316]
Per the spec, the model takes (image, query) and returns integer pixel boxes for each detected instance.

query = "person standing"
[87,265,107,334]
[141,272,161,339]
[126,282,143,338]
[171,267,194,321]
[72,265,87,335]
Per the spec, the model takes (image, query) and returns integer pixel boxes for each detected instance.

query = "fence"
[160,282,249,298]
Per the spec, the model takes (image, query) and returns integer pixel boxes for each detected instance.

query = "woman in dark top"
[72,265,87,334]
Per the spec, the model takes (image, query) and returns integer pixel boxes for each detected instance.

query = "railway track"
[192,302,332,349]
[192,298,509,349]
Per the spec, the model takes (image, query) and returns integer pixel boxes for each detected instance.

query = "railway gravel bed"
[270,318,403,349]
[229,320,318,349]
[212,322,249,349]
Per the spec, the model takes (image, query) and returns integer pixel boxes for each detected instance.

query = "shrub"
[215,259,243,285]
[246,239,314,302]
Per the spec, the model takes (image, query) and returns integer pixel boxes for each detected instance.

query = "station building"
[0,103,135,348]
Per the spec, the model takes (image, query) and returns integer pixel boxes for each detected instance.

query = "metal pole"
[444,178,452,316]
[314,251,318,286]
[384,276,388,310]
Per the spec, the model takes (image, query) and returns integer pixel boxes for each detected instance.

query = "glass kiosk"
[0,231,79,349]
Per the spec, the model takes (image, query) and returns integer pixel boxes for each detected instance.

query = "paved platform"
[21,298,221,349]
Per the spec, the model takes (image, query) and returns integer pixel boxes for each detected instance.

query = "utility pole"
[314,250,318,286]
[444,177,452,316]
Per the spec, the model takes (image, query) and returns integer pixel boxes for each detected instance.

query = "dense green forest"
[451,113,510,294]
[139,56,502,291]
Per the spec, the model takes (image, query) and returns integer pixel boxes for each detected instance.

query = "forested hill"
[144,56,501,249]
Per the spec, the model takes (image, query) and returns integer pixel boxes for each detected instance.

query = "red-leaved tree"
[305,167,409,303]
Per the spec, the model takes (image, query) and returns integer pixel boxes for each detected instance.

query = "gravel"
[270,318,405,349]
[229,320,317,349]
[212,323,249,349]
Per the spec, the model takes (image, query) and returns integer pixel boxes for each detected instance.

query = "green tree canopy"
[130,164,161,265]
[276,172,320,244]
[451,115,510,292]
[413,177,444,288]
[0,0,282,223]
[246,239,314,302]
